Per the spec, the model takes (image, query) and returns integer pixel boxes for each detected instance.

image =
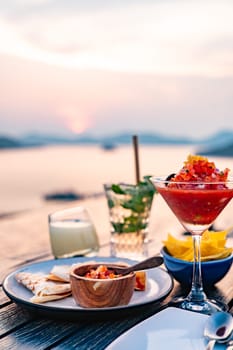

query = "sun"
[57,105,92,134]
[67,118,90,134]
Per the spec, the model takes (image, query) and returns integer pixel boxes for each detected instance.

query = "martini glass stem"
[188,234,206,303]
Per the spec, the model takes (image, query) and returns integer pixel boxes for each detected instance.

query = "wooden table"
[1,197,233,349]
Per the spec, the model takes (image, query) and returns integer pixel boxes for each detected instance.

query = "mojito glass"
[104,177,155,258]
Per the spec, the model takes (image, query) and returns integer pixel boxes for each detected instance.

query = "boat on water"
[44,191,84,201]
[100,142,117,151]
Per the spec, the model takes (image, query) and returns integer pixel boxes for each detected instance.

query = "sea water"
[2,144,231,216]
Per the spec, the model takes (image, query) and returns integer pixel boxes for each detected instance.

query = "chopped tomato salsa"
[158,155,233,226]
[84,265,121,279]
[170,155,230,189]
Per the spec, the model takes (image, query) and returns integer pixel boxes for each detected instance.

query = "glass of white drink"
[48,206,99,258]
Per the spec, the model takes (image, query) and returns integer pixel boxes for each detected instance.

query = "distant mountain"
[1,130,233,157]
[20,132,99,146]
[198,142,233,157]
[0,132,192,149]
[196,130,233,157]
[17,131,195,147]
[97,132,193,145]
[0,135,22,148]
[199,130,233,146]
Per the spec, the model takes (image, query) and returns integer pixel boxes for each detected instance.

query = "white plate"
[3,256,173,317]
[106,307,226,350]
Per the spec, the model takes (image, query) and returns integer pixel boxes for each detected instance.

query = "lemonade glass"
[48,206,99,258]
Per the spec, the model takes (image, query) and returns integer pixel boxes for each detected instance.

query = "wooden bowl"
[70,263,136,308]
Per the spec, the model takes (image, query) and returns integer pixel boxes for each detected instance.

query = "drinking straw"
[132,135,140,184]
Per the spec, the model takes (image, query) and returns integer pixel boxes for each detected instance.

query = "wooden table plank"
[0,302,167,350]
[51,318,149,350]
[0,288,10,305]
[0,303,33,337]
[0,319,81,350]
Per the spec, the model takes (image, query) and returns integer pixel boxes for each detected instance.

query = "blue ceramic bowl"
[161,247,233,287]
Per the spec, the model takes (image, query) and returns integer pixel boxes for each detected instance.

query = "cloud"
[0,50,233,138]
[0,1,233,77]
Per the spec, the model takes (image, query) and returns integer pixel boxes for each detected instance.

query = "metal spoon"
[204,312,233,350]
[107,256,164,276]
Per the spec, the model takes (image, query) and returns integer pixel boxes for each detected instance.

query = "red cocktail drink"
[151,155,233,314]
[157,185,233,228]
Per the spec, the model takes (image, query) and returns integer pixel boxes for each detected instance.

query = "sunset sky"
[1,0,233,138]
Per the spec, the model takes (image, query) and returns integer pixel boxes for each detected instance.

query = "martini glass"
[151,176,233,315]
